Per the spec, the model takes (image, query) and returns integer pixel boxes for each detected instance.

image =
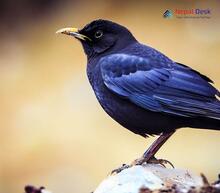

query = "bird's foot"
[148,157,174,168]
[131,156,174,168]
[111,164,130,174]
[111,156,174,175]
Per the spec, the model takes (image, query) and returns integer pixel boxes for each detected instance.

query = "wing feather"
[100,54,220,119]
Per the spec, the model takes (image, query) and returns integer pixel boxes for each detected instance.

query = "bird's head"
[56,19,137,58]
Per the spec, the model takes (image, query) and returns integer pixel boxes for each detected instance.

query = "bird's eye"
[94,30,103,38]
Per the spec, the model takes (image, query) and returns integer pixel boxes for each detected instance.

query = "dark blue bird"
[57,19,220,167]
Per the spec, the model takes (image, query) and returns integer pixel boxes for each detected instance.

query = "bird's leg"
[111,131,175,174]
[133,131,175,167]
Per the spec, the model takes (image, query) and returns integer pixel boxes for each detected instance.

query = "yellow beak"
[56,27,91,41]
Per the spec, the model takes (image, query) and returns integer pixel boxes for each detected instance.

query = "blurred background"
[0,0,220,192]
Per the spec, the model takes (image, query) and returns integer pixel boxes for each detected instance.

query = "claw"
[156,158,174,168]
[111,164,130,174]
[110,157,174,175]
[131,156,174,168]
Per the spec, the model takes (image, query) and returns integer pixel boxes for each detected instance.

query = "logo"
[163,10,173,18]
[163,9,211,19]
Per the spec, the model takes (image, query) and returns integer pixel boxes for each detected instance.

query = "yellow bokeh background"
[0,1,220,192]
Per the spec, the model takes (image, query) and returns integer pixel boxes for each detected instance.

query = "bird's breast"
[86,62,179,136]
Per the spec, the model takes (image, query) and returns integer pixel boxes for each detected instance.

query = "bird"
[56,19,220,169]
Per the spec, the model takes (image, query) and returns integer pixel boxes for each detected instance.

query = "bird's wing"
[100,54,220,119]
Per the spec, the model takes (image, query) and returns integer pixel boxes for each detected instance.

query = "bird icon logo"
[163,10,173,18]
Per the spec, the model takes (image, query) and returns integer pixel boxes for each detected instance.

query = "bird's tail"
[196,118,220,130]
[206,100,220,120]
[190,98,220,130]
